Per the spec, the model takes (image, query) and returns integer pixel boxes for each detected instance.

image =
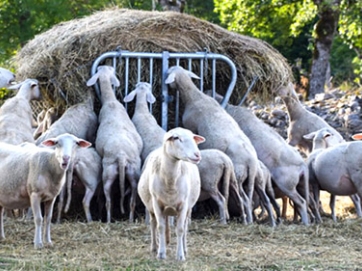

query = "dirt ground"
[1,192,362,271]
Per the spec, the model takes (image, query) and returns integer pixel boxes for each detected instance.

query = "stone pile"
[248,88,362,142]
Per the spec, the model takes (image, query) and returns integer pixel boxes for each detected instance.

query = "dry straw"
[14,7,293,114]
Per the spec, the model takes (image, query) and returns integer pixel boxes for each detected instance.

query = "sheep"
[33,92,99,222]
[87,65,143,223]
[123,82,165,162]
[304,128,362,222]
[165,66,258,224]
[138,127,205,261]
[277,82,344,156]
[0,67,15,88]
[0,79,41,145]
[56,147,102,223]
[197,149,247,225]
[0,133,91,249]
[35,93,97,146]
[208,91,310,225]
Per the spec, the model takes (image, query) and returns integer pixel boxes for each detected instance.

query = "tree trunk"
[157,0,186,13]
[308,0,341,100]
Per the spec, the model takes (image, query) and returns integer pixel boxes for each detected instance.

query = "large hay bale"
[14,7,293,115]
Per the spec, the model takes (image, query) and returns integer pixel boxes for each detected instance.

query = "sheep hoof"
[157,252,166,260]
[34,242,43,249]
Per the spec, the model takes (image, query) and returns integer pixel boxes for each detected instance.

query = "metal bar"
[237,76,259,106]
[124,57,130,110]
[149,58,154,114]
[161,51,170,130]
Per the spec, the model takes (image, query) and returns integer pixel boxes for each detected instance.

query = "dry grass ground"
[1,192,361,271]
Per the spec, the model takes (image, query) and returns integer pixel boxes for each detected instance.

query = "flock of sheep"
[0,64,361,261]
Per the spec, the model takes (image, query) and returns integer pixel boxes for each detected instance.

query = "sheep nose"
[62,155,70,164]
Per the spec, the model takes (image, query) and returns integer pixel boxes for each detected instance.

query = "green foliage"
[214,0,362,84]
[0,0,128,66]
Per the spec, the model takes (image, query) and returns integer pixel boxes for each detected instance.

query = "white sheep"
[123,82,165,162]
[56,147,102,223]
[165,66,258,224]
[87,65,143,223]
[0,133,91,249]
[197,149,247,225]
[278,82,344,155]
[138,127,205,261]
[35,93,97,146]
[0,67,15,88]
[304,128,362,222]
[209,91,310,225]
[0,79,41,145]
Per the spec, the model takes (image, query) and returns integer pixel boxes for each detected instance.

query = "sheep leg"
[281,196,288,218]
[328,194,337,221]
[280,188,309,225]
[103,163,118,223]
[43,198,56,247]
[237,185,249,225]
[64,165,75,213]
[210,191,228,224]
[350,194,362,218]
[183,211,191,256]
[56,185,66,224]
[118,159,126,216]
[244,176,255,224]
[154,206,167,259]
[126,166,139,223]
[175,208,187,261]
[31,192,43,249]
[0,206,4,239]
[149,212,158,254]
[83,187,96,222]
[255,186,276,227]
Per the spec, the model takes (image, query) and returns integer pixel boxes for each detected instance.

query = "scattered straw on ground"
[1,193,361,271]
[14,7,293,114]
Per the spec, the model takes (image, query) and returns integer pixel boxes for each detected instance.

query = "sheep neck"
[160,152,182,189]
[135,92,150,114]
[17,88,31,101]
[282,96,306,120]
[98,77,117,104]
[176,76,204,105]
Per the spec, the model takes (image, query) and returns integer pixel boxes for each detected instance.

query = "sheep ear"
[7,82,22,90]
[146,92,156,104]
[187,71,200,80]
[352,133,362,140]
[193,135,205,145]
[303,132,316,141]
[123,90,137,103]
[165,72,176,84]
[77,139,92,148]
[86,74,99,87]
[111,74,120,87]
[42,138,57,147]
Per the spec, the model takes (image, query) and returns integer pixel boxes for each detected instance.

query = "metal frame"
[90,48,237,130]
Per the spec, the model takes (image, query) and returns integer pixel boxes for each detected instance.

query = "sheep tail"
[118,156,126,214]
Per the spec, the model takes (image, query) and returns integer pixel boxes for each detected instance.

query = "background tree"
[214,0,361,99]
[308,0,341,99]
